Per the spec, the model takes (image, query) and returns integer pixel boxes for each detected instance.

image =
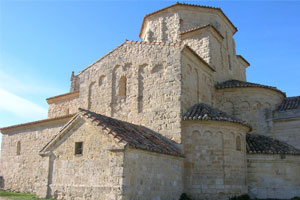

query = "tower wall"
[182,121,248,200]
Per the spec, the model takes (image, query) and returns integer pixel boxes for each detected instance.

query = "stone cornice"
[0,114,75,133]
[180,24,224,44]
[46,91,80,104]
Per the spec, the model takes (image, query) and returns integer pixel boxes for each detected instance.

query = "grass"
[0,190,54,200]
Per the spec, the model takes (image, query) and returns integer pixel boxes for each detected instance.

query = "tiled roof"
[247,134,300,155]
[182,103,251,128]
[139,2,237,38]
[215,79,286,97]
[79,109,183,157]
[277,96,300,111]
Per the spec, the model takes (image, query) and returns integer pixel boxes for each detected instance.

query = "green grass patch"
[0,190,54,200]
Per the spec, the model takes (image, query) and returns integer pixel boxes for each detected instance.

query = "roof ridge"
[182,103,251,129]
[216,79,286,97]
[78,108,183,157]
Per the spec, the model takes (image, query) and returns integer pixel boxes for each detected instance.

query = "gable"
[40,114,125,156]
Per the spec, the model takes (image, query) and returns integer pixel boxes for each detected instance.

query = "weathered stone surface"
[0,3,299,200]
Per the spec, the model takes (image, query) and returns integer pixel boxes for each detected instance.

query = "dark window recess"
[75,142,83,155]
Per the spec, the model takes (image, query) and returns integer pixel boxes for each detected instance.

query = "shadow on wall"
[0,176,4,189]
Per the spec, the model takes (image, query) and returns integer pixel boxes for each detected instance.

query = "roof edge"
[139,2,237,39]
[0,114,75,133]
[46,91,80,104]
[180,24,224,43]
[237,55,250,67]
[182,45,215,72]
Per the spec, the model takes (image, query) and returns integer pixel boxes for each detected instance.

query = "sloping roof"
[277,96,300,111]
[139,2,237,38]
[41,109,183,157]
[0,115,75,133]
[182,103,251,128]
[46,91,80,104]
[215,79,286,97]
[246,134,300,155]
[181,24,224,39]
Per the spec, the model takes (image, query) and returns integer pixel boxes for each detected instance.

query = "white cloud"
[0,69,64,96]
[0,88,47,119]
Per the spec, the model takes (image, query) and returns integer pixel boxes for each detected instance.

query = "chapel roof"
[246,134,300,155]
[277,96,300,111]
[139,2,238,38]
[215,79,286,97]
[182,103,251,129]
[41,109,183,157]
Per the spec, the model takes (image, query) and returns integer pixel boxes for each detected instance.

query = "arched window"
[16,141,21,155]
[236,136,241,151]
[119,76,127,97]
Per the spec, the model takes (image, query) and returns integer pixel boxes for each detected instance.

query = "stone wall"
[181,51,214,112]
[0,119,69,193]
[247,154,300,199]
[123,148,183,200]
[216,88,285,135]
[141,7,246,84]
[48,95,80,118]
[78,42,183,143]
[46,120,124,200]
[182,121,248,200]
[272,111,300,149]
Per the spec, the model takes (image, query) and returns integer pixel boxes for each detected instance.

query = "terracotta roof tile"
[246,134,300,155]
[182,103,251,128]
[216,79,286,97]
[277,96,300,111]
[79,109,183,157]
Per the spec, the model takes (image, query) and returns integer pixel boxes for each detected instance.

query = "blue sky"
[0,1,299,150]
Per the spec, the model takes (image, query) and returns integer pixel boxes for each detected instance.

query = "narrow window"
[236,136,241,151]
[16,141,21,155]
[119,76,127,97]
[65,108,70,115]
[75,142,83,155]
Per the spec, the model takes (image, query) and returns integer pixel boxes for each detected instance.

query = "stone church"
[0,3,300,200]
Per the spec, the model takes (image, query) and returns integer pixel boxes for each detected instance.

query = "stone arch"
[98,75,105,87]
[222,101,234,115]
[252,101,262,110]
[264,102,271,109]
[240,101,250,111]
[87,81,95,110]
[119,76,127,97]
[138,64,148,113]
[16,141,21,155]
[236,135,242,151]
